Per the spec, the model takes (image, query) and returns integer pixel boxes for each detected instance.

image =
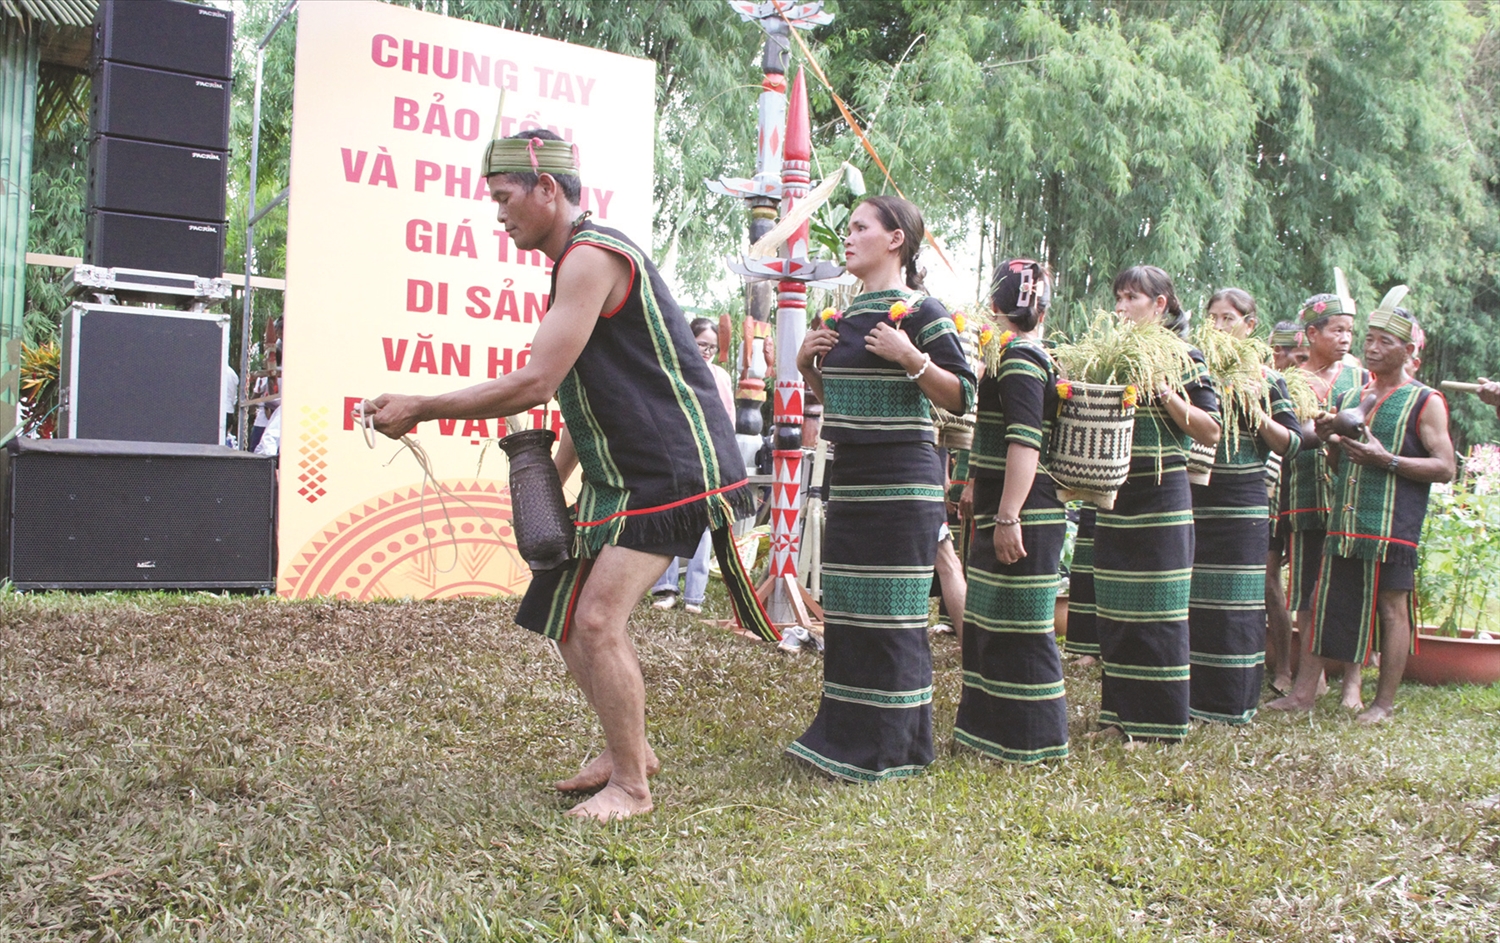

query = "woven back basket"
[1047,382,1135,510]
[1187,439,1216,486]
[1263,450,1282,501]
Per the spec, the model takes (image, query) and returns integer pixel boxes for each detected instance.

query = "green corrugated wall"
[0,17,36,436]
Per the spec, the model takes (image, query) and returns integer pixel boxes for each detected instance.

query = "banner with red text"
[278,0,655,599]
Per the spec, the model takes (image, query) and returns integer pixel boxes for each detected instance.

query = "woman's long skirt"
[787,441,945,782]
[953,478,1069,763]
[1095,468,1194,741]
[1189,467,1270,724]
[1063,508,1098,657]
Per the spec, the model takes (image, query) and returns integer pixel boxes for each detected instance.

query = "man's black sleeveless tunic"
[514,221,773,642]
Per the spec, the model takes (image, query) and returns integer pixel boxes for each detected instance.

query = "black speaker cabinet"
[1,438,275,591]
[88,136,227,223]
[60,302,228,445]
[94,0,233,80]
[86,210,225,277]
[91,61,231,150]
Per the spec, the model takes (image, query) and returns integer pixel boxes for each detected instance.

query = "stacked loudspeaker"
[2,0,278,592]
[87,0,232,277]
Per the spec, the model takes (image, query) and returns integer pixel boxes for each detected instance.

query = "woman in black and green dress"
[792,196,976,781]
[953,259,1068,763]
[1190,288,1304,725]
[1095,266,1221,743]
[1064,509,1099,663]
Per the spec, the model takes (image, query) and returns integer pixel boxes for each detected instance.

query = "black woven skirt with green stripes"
[787,441,945,782]
[1189,464,1271,724]
[954,476,1069,763]
[1095,468,1194,741]
[1063,508,1098,657]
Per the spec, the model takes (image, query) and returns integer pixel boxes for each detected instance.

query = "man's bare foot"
[1355,704,1394,725]
[553,749,661,793]
[1340,672,1364,711]
[1086,724,1126,741]
[1265,693,1315,712]
[1073,655,1098,668]
[1270,674,1294,697]
[566,783,653,821]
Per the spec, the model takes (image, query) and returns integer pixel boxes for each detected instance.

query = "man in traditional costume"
[1270,289,1455,722]
[1268,290,1368,703]
[1270,321,1309,372]
[364,127,773,820]
[1265,319,1308,686]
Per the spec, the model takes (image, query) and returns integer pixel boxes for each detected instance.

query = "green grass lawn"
[2,589,1497,941]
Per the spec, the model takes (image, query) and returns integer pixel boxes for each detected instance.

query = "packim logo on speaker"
[191,152,222,161]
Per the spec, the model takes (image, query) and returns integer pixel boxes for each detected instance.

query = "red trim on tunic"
[558,557,593,645]
[1414,389,1446,425]
[556,239,638,319]
[1281,507,1331,518]
[573,478,751,528]
[1324,531,1418,548]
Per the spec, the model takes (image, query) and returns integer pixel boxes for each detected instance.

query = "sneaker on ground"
[651,594,677,610]
[684,603,703,614]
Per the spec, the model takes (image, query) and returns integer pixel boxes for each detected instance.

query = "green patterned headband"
[1367,285,1414,343]
[1270,326,1305,348]
[481,91,580,178]
[482,136,580,177]
[1297,294,1353,325]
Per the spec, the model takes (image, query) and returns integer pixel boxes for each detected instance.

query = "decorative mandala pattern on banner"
[281,479,529,599]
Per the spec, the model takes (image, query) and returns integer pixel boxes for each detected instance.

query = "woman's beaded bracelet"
[996,516,1021,527]
[905,353,932,381]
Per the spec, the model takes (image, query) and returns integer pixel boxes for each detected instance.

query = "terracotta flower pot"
[1403,628,1500,687]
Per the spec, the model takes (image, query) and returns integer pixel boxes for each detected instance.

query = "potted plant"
[18,340,60,438]
[1408,445,1500,686]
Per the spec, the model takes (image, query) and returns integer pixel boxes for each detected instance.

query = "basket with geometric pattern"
[1187,439,1216,486]
[1047,382,1136,510]
[1263,449,1282,500]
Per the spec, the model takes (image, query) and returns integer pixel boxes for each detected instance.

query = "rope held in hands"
[355,402,490,575]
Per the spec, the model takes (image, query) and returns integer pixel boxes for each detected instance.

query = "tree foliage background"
[22,0,1500,446]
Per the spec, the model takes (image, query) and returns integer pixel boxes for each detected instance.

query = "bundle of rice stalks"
[1279,365,1321,420]
[1193,325,1272,453]
[1052,311,1197,396]
[977,321,1019,379]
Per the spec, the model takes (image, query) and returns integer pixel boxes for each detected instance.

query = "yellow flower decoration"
[978,328,994,347]
[1122,384,1139,409]
[996,330,1016,349]
[1057,380,1074,400]
[888,300,910,322]
[954,312,967,333]
[819,307,841,326]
